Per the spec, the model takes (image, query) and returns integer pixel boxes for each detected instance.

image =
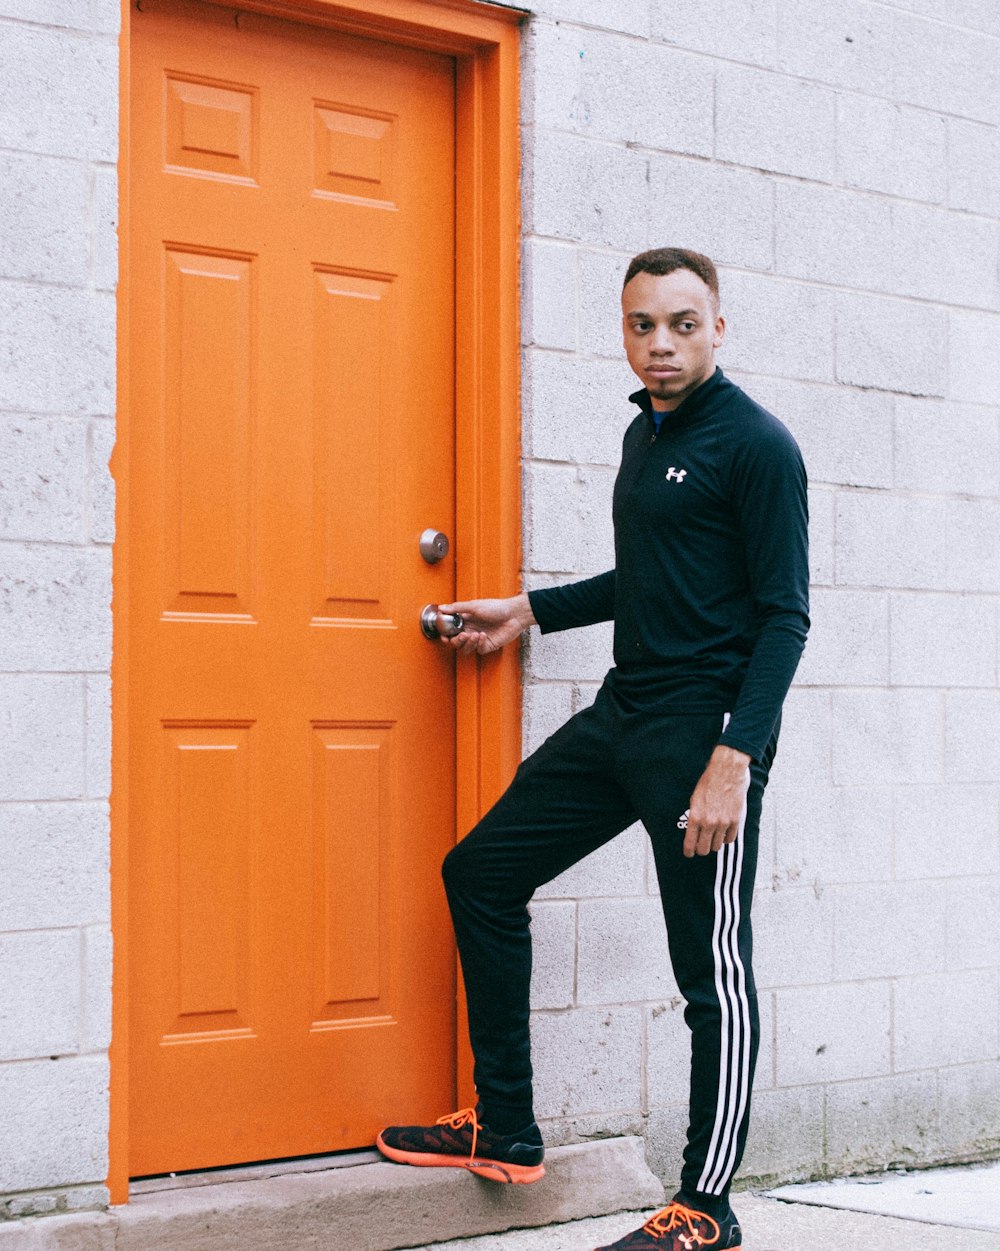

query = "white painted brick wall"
[0,803,109,932]
[522,239,578,351]
[949,118,1000,216]
[0,931,82,1061]
[0,0,117,1213]
[754,889,835,987]
[938,1061,1000,1160]
[831,689,945,786]
[878,0,1000,38]
[837,94,947,201]
[776,0,898,95]
[528,900,576,1010]
[747,380,894,492]
[723,271,837,384]
[774,182,894,293]
[894,970,1000,1070]
[2,0,999,1216]
[736,1085,824,1183]
[795,588,889,686]
[836,292,948,395]
[893,397,1000,497]
[806,487,835,585]
[949,309,1000,405]
[0,1057,110,1195]
[891,10,1000,121]
[946,877,1000,971]
[521,0,1000,1192]
[526,22,715,157]
[576,897,679,1004]
[649,157,775,272]
[716,66,838,183]
[531,1005,646,1127]
[945,692,1000,783]
[653,0,778,67]
[774,981,892,1086]
[774,785,894,889]
[824,1070,938,1173]
[893,785,999,882]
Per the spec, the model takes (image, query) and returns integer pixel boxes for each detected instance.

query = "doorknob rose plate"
[421,604,465,640]
[419,528,450,564]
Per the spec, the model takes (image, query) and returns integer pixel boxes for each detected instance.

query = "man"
[376,248,809,1251]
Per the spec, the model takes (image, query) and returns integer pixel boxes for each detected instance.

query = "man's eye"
[678,321,696,332]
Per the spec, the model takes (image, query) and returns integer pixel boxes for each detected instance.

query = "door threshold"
[130,1148,381,1195]
[0,1139,661,1251]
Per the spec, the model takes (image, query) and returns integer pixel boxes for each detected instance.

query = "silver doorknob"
[419,528,450,564]
[421,604,465,640]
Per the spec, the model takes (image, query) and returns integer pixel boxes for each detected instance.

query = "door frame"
[110,0,523,1202]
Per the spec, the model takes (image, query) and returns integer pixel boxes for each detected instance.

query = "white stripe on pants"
[697,766,751,1196]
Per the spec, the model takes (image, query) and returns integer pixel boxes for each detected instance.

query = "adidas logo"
[677,810,689,830]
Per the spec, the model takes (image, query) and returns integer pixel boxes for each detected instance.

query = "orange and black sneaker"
[376,1106,546,1184]
[594,1197,742,1250]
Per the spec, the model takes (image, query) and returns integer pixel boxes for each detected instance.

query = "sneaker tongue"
[476,1104,536,1137]
[672,1192,730,1223]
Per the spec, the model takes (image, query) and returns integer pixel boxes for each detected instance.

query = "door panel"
[129,0,457,1174]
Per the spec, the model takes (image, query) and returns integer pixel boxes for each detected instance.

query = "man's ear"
[713,314,726,349]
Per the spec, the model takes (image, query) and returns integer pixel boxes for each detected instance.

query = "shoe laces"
[642,1202,721,1247]
[435,1107,482,1160]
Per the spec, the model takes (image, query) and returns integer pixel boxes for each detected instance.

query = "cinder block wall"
[1,0,997,1220]
[0,0,118,1218]
[520,0,1000,1188]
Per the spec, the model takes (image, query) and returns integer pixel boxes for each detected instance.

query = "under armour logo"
[677,810,689,830]
[665,467,687,483]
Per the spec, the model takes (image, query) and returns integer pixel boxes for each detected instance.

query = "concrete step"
[0,1137,664,1251]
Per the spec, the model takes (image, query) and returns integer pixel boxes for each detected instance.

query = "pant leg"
[442,688,636,1129]
[621,711,775,1207]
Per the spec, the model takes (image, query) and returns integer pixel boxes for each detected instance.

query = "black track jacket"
[526,367,810,763]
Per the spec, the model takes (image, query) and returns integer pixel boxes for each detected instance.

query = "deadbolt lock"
[419,529,450,564]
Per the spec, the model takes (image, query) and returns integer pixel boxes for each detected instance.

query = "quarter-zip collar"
[629,365,734,434]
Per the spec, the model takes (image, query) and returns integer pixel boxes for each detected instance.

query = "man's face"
[621,268,725,412]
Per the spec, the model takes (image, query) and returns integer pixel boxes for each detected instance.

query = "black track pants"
[441,681,775,1204]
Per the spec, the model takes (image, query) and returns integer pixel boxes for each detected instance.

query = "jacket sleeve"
[718,423,810,762]
[527,570,616,634]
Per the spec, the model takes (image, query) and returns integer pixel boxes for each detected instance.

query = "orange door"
[128,0,457,1175]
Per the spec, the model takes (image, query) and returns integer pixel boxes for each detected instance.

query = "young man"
[376,248,809,1250]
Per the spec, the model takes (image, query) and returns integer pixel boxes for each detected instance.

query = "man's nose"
[650,327,675,354]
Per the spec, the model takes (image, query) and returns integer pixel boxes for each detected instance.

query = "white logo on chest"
[665,467,688,483]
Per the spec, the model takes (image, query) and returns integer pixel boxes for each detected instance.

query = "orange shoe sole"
[592,1244,740,1250]
[376,1133,545,1184]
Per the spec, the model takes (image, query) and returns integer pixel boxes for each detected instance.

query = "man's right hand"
[437,593,536,656]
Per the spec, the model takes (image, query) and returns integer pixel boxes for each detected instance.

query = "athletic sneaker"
[376,1106,546,1184]
[594,1197,742,1249]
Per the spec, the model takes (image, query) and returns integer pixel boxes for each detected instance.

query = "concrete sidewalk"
[399,1161,1000,1250]
[768,1159,1000,1232]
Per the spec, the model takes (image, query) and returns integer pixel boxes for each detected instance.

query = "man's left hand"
[683,745,752,858]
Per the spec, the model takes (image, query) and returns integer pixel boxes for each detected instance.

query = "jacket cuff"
[526,587,561,635]
[717,730,760,764]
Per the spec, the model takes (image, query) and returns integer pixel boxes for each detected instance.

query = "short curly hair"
[622,248,719,310]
